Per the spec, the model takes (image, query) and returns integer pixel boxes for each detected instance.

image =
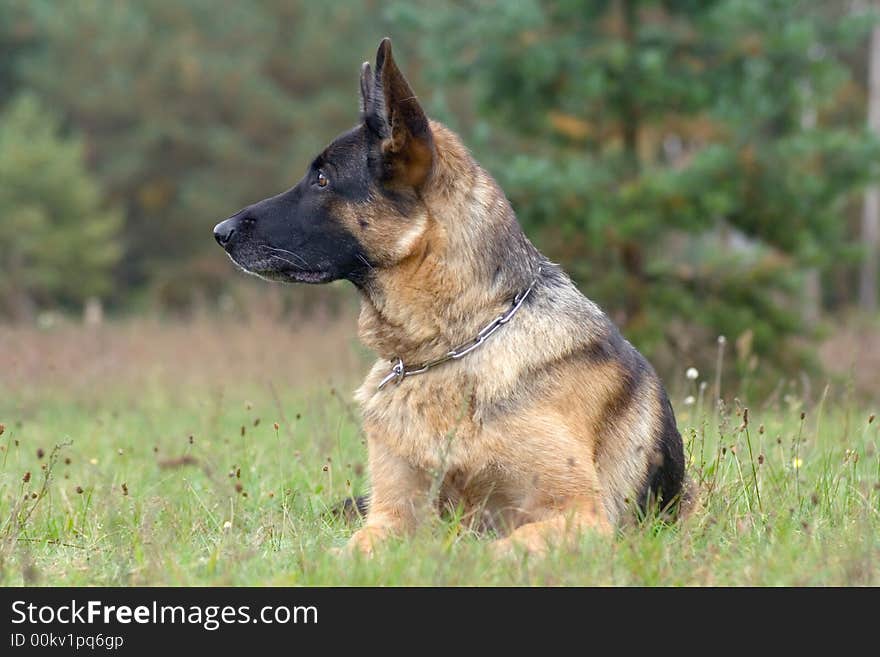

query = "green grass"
[0,320,877,586]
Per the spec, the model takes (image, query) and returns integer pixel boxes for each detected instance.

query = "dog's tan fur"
[216,39,683,557]
[345,122,678,555]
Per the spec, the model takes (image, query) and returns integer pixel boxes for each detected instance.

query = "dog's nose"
[213,219,237,248]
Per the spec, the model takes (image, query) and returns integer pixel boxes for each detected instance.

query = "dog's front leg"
[346,439,432,556]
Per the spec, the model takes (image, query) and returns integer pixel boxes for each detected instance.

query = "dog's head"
[214,38,434,285]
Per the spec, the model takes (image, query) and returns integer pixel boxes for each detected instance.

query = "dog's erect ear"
[359,61,373,117]
[364,37,433,189]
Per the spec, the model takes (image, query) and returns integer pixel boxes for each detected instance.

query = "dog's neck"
[356,127,542,365]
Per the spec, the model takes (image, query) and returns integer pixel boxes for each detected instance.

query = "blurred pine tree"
[2,0,878,383]
[0,94,121,319]
[393,0,880,379]
[11,0,397,299]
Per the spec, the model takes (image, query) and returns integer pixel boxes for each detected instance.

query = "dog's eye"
[316,171,329,188]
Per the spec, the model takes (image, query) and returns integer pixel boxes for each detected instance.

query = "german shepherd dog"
[214,38,685,556]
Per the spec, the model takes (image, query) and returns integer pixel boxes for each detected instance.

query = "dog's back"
[532,270,686,518]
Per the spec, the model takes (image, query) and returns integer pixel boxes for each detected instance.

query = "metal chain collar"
[377,266,542,390]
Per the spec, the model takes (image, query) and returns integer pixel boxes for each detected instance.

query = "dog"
[214,38,685,556]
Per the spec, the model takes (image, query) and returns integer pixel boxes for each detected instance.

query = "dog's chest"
[355,365,499,472]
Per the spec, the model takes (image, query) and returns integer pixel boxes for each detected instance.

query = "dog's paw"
[489,535,549,559]
[327,540,370,559]
[488,537,519,560]
[339,526,387,557]
[328,545,348,558]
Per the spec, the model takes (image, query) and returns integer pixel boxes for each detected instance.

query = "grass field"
[1,314,877,586]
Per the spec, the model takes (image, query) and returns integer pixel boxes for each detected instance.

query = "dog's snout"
[213,218,237,248]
